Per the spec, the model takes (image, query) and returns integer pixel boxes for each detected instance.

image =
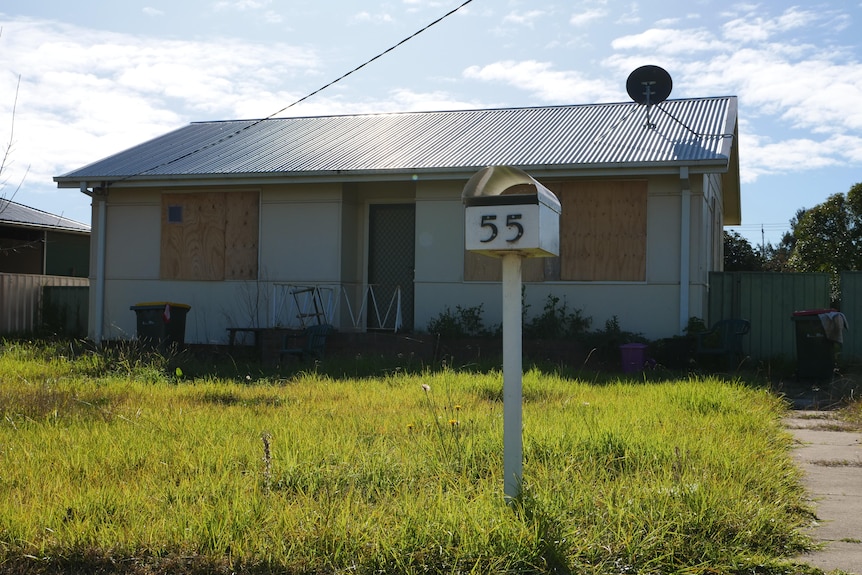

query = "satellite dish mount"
[626,65,673,129]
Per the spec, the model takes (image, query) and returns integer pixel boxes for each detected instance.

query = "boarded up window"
[464,179,646,282]
[160,191,259,281]
[553,180,647,281]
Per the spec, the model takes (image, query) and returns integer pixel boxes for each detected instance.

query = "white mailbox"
[462,166,561,258]
[462,166,562,501]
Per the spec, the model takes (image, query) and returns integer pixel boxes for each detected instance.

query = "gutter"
[53,161,733,191]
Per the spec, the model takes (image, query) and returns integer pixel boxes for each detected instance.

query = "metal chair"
[280,324,333,361]
[694,319,750,370]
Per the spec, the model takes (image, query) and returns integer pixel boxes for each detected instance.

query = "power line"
[109,0,475,185]
[727,225,791,237]
[270,0,475,117]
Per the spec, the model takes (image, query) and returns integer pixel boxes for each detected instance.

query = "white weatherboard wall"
[95,187,267,343]
[415,181,464,285]
[412,175,710,341]
[95,185,347,344]
[259,184,342,283]
[90,170,719,344]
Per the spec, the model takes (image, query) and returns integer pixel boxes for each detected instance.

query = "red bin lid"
[792,308,835,317]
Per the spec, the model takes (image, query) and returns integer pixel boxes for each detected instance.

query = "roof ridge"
[189,96,737,125]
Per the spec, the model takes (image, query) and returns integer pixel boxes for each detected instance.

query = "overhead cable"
[114,0,475,182]
[272,0,475,116]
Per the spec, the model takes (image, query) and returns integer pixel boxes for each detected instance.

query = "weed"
[0,341,819,575]
[261,432,273,492]
[811,459,862,467]
[523,294,591,339]
[418,381,472,474]
[426,303,499,338]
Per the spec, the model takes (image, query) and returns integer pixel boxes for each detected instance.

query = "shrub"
[426,304,499,338]
[523,295,591,340]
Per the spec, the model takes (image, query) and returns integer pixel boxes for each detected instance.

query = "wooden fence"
[708,271,862,362]
[0,273,89,336]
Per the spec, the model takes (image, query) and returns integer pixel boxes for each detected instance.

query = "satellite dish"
[626,65,673,106]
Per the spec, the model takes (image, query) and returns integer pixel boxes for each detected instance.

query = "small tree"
[723,231,764,271]
[1,28,28,213]
[761,210,805,272]
[788,183,862,301]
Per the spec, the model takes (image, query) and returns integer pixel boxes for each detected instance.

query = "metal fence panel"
[840,271,862,361]
[707,272,735,324]
[0,273,89,335]
[708,272,831,360]
[42,285,89,337]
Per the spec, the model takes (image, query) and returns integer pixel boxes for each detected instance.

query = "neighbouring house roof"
[54,97,740,223]
[0,199,90,234]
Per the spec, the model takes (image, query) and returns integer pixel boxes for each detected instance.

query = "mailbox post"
[462,166,561,501]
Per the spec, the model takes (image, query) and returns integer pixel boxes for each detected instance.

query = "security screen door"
[367,204,415,331]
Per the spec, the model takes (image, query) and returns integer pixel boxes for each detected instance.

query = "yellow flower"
[406,423,415,430]
[448,419,459,427]
[454,404,462,411]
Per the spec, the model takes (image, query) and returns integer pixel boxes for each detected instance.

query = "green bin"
[130,302,191,351]
[791,309,835,380]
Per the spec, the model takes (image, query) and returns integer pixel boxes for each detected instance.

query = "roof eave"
[58,159,733,190]
[721,119,742,226]
[0,220,90,234]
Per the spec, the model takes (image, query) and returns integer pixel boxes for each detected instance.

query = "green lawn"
[0,341,818,574]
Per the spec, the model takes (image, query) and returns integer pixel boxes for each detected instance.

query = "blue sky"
[1,0,861,248]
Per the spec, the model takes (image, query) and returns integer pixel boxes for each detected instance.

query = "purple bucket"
[620,343,649,373]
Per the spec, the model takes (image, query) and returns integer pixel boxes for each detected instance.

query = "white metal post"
[679,172,691,334]
[462,165,560,503]
[95,195,106,346]
[501,252,523,501]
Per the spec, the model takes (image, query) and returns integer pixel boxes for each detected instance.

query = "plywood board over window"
[224,192,260,279]
[550,180,647,282]
[161,191,259,281]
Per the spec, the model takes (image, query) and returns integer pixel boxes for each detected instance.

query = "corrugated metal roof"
[55,97,737,183]
[0,200,90,233]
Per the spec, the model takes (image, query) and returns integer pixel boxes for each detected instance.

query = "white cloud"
[454,3,862,186]
[0,18,319,204]
[830,134,862,163]
[739,132,846,183]
[353,11,395,24]
[214,0,271,11]
[681,48,862,134]
[570,8,606,27]
[263,11,282,24]
[503,10,546,27]
[723,7,815,44]
[615,3,640,25]
[402,0,446,6]
[2,1,860,225]
[142,7,164,17]
[463,60,619,104]
[602,5,862,180]
[381,88,481,113]
[611,27,724,54]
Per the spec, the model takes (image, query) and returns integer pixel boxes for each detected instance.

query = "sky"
[1,0,861,248]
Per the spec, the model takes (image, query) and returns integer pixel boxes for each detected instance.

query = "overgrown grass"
[0,340,818,574]
[836,396,862,431]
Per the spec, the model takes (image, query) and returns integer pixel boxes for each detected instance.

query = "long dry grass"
[0,340,817,574]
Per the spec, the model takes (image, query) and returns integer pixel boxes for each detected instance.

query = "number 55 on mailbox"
[462,166,561,258]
